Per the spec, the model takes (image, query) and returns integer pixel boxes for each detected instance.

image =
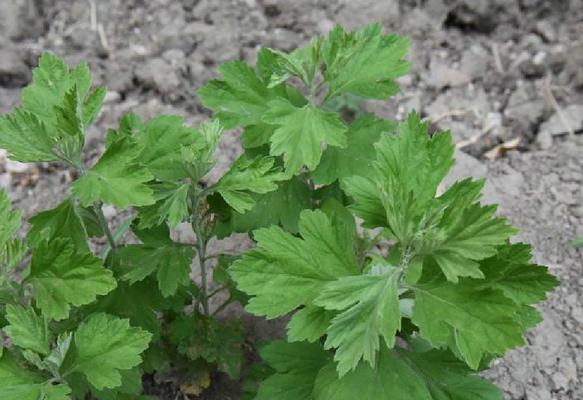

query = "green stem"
[212,296,233,316]
[94,202,117,253]
[190,187,210,316]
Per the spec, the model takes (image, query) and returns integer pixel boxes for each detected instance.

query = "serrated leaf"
[313,347,502,400]
[0,353,72,400]
[0,110,59,162]
[478,242,559,304]
[411,280,525,369]
[287,306,334,343]
[28,197,89,251]
[198,61,281,128]
[0,189,22,266]
[260,38,322,87]
[116,239,194,298]
[94,280,166,340]
[419,179,517,283]
[73,137,154,207]
[215,155,284,213]
[315,265,401,376]
[137,182,190,229]
[213,176,312,238]
[342,112,454,232]
[230,210,358,318]
[68,313,151,390]
[136,115,201,181]
[0,52,105,164]
[25,239,117,320]
[311,114,396,185]
[262,99,347,173]
[323,24,410,100]
[256,341,330,400]
[4,305,50,356]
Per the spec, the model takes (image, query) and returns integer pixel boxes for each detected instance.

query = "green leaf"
[28,197,89,251]
[198,61,281,128]
[136,115,201,181]
[315,265,401,376]
[419,180,517,283]
[287,306,334,343]
[73,137,155,207]
[230,210,358,318]
[0,52,105,164]
[0,353,71,400]
[311,114,396,185]
[572,235,583,247]
[4,305,50,356]
[262,99,347,173]
[411,280,525,369]
[94,280,166,340]
[0,110,60,162]
[313,347,502,400]
[342,112,454,233]
[68,313,152,390]
[0,189,22,267]
[116,232,195,298]
[213,176,312,238]
[215,155,284,213]
[169,314,244,379]
[25,239,117,320]
[256,341,330,400]
[137,182,190,229]
[323,24,410,100]
[478,242,559,304]
[260,38,322,87]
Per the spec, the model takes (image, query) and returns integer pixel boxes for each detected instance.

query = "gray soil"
[0,0,582,399]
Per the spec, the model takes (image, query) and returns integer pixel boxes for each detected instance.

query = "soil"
[0,0,582,399]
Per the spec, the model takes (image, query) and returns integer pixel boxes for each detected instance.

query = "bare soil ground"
[1,0,582,399]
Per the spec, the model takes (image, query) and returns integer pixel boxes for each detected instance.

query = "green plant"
[199,24,559,399]
[0,52,273,398]
[0,23,558,400]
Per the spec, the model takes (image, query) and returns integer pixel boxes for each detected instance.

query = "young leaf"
[73,137,155,207]
[411,281,526,369]
[214,155,284,213]
[230,210,358,318]
[323,24,410,100]
[262,99,347,173]
[256,341,330,400]
[311,114,397,185]
[3,305,50,356]
[0,52,105,164]
[315,265,401,376]
[342,112,454,232]
[313,347,502,400]
[198,61,281,128]
[25,239,117,320]
[27,197,90,251]
[67,313,151,390]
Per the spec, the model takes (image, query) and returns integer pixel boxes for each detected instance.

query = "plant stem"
[94,202,117,253]
[193,217,210,315]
